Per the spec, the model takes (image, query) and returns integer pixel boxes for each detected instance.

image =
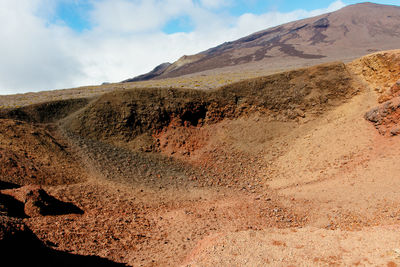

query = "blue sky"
[0,0,399,94]
[53,0,400,33]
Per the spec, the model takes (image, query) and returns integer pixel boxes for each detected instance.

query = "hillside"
[125,2,400,82]
[0,49,399,265]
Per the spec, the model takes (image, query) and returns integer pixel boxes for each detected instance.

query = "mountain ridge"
[124,2,400,82]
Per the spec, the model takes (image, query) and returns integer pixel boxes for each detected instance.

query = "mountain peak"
[125,2,400,82]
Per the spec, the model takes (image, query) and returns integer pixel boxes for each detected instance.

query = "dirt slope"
[0,98,90,123]
[181,51,400,267]
[0,119,87,186]
[63,61,362,189]
[1,50,400,266]
[65,61,359,151]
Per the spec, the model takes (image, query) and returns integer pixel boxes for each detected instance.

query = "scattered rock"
[0,215,127,266]
[390,127,400,136]
[0,119,85,186]
[2,185,83,217]
[365,96,400,136]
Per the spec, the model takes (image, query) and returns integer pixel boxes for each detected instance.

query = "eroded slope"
[0,119,86,186]
[0,50,400,266]
[65,61,359,153]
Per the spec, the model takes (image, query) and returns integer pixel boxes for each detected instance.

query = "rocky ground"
[0,50,400,266]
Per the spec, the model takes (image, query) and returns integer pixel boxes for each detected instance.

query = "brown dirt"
[64,61,359,154]
[183,226,400,266]
[0,98,90,123]
[0,119,87,186]
[182,51,400,266]
[348,50,400,102]
[0,215,127,266]
[1,50,400,266]
[364,77,400,136]
[1,185,83,217]
[23,181,305,266]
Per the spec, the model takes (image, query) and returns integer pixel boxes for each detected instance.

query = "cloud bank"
[0,0,346,95]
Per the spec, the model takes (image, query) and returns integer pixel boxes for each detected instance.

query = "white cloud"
[308,0,346,17]
[0,0,347,95]
[200,0,231,9]
[90,0,194,33]
[0,0,84,95]
[232,0,346,37]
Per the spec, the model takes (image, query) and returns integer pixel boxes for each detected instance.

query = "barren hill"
[125,2,400,82]
[0,49,400,266]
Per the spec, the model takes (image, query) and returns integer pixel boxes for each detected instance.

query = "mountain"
[122,62,171,83]
[124,2,400,82]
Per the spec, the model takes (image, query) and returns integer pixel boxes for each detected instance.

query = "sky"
[0,0,399,95]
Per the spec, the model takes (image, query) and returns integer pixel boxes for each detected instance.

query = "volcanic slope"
[184,50,400,267]
[0,50,400,266]
[126,2,400,82]
[64,60,362,189]
[0,119,87,186]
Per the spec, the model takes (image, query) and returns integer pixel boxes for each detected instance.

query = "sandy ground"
[183,225,400,266]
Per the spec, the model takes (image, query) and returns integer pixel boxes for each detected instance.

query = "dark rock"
[23,186,84,217]
[365,96,400,136]
[365,107,380,123]
[313,17,330,28]
[390,127,400,136]
[2,185,83,217]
